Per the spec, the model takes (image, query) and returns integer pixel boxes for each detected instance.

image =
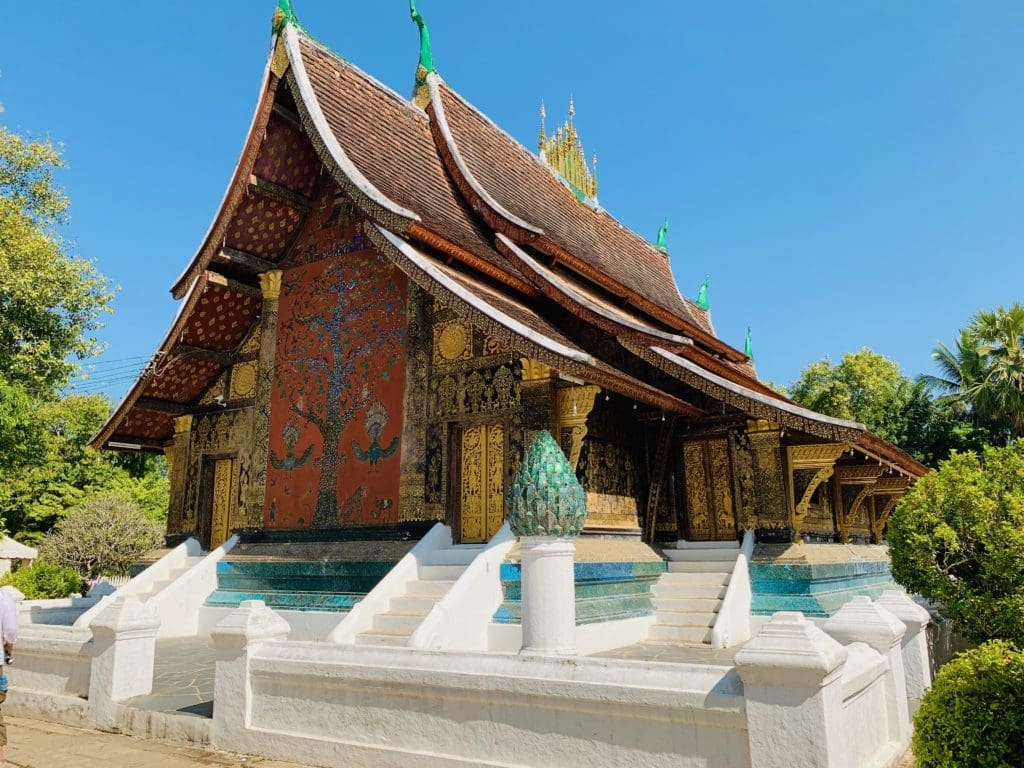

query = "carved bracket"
[835,464,887,542]
[555,384,600,469]
[787,443,845,537]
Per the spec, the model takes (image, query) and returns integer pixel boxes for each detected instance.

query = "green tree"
[788,348,985,466]
[0,127,113,393]
[887,441,1024,645]
[926,304,1024,439]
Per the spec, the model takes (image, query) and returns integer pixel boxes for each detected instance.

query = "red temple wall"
[264,195,408,528]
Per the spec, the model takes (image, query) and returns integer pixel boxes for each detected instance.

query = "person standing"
[0,586,21,767]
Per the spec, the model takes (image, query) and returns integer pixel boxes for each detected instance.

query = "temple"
[92,0,927,635]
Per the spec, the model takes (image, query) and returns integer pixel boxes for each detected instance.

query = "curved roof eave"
[91,272,215,450]
[495,233,694,347]
[170,53,277,299]
[426,73,544,239]
[283,26,421,229]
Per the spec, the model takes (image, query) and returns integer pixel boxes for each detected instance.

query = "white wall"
[10,624,92,698]
[710,529,754,648]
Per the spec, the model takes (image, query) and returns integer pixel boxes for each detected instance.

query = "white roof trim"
[426,74,544,236]
[285,26,420,223]
[497,233,693,345]
[375,225,591,365]
[650,346,865,432]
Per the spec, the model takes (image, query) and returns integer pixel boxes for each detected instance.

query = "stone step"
[668,561,735,573]
[354,631,411,648]
[650,581,727,599]
[656,611,717,628]
[651,597,722,613]
[418,564,468,581]
[670,540,739,550]
[664,548,739,563]
[389,596,438,615]
[422,548,479,566]
[372,612,423,633]
[649,624,713,644]
[406,579,455,598]
[658,571,731,585]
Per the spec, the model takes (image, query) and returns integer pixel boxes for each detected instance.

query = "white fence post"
[824,596,910,748]
[734,611,848,768]
[87,596,160,729]
[210,600,289,751]
[875,589,932,715]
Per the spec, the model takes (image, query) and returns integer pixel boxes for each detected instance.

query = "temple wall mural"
[264,190,409,529]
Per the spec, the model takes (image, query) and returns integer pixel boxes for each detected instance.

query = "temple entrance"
[681,438,738,541]
[197,455,236,551]
[457,423,505,543]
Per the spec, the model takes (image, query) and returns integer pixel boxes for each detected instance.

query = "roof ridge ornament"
[410,0,435,108]
[655,218,670,254]
[271,0,298,35]
[538,98,598,203]
[696,276,710,311]
[745,326,754,361]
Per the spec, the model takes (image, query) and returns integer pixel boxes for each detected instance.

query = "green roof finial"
[696,276,710,311]
[272,0,297,35]
[410,0,435,106]
[655,218,669,254]
[744,327,754,361]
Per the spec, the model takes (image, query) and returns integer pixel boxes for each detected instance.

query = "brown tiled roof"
[296,37,523,286]
[432,82,700,327]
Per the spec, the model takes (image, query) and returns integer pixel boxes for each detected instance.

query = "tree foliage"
[888,441,1024,646]
[787,348,989,467]
[926,304,1024,439]
[912,641,1024,768]
[0,560,83,600]
[39,493,162,580]
[0,127,113,393]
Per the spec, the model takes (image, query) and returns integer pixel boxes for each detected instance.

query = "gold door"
[682,439,737,541]
[209,458,235,550]
[459,424,505,543]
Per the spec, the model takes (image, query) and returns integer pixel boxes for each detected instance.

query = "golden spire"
[538,97,597,201]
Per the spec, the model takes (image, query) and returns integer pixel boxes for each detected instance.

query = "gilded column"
[243,270,282,527]
[167,416,193,536]
[519,359,557,450]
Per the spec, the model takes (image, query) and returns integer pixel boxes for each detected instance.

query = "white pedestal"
[519,536,576,655]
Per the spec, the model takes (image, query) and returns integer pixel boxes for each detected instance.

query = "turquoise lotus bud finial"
[506,430,587,538]
[696,276,710,311]
[655,218,669,254]
[745,327,754,361]
[272,0,297,35]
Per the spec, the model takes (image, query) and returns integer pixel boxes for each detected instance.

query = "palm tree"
[924,304,1024,438]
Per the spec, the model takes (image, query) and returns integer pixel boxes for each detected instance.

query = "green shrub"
[887,441,1024,645]
[0,560,84,599]
[913,642,1024,768]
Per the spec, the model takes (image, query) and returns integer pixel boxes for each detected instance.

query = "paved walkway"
[3,715,314,767]
[127,638,216,718]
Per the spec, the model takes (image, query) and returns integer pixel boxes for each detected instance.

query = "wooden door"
[682,438,737,541]
[198,457,236,551]
[459,424,505,543]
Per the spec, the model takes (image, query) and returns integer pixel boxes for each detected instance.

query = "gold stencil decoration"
[482,334,507,356]
[210,458,235,550]
[433,321,473,364]
[230,361,258,400]
[459,424,504,543]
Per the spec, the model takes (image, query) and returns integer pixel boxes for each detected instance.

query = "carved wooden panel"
[210,458,235,550]
[459,424,504,543]
[682,438,737,541]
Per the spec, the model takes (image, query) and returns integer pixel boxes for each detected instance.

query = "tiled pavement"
[126,638,216,718]
[4,715,319,767]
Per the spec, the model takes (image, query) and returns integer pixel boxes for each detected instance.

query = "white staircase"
[354,544,485,647]
[649,540,740,645]
[136,557,205,601]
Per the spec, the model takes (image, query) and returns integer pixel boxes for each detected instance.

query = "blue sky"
[3,2,1023,399]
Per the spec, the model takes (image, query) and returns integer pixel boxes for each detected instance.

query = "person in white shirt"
[0,586,21,766]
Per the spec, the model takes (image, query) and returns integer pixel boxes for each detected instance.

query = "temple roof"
[91,12,928,479]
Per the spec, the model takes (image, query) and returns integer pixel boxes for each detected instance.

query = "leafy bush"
[39,493,162,580]
[0,560,83,599]
[888,441,1024,645]
[913,641,1024,768]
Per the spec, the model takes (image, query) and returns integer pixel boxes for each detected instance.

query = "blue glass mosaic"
[750,560,895,618]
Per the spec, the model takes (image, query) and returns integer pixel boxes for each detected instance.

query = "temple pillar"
[786,443,845,540]
[834,464,886,543]
[520,359,556,447]
[398,285,430,521]
[167,415,193,536]
[243,270,282,527]
[554,384,599,471]
[519,537,577,655]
